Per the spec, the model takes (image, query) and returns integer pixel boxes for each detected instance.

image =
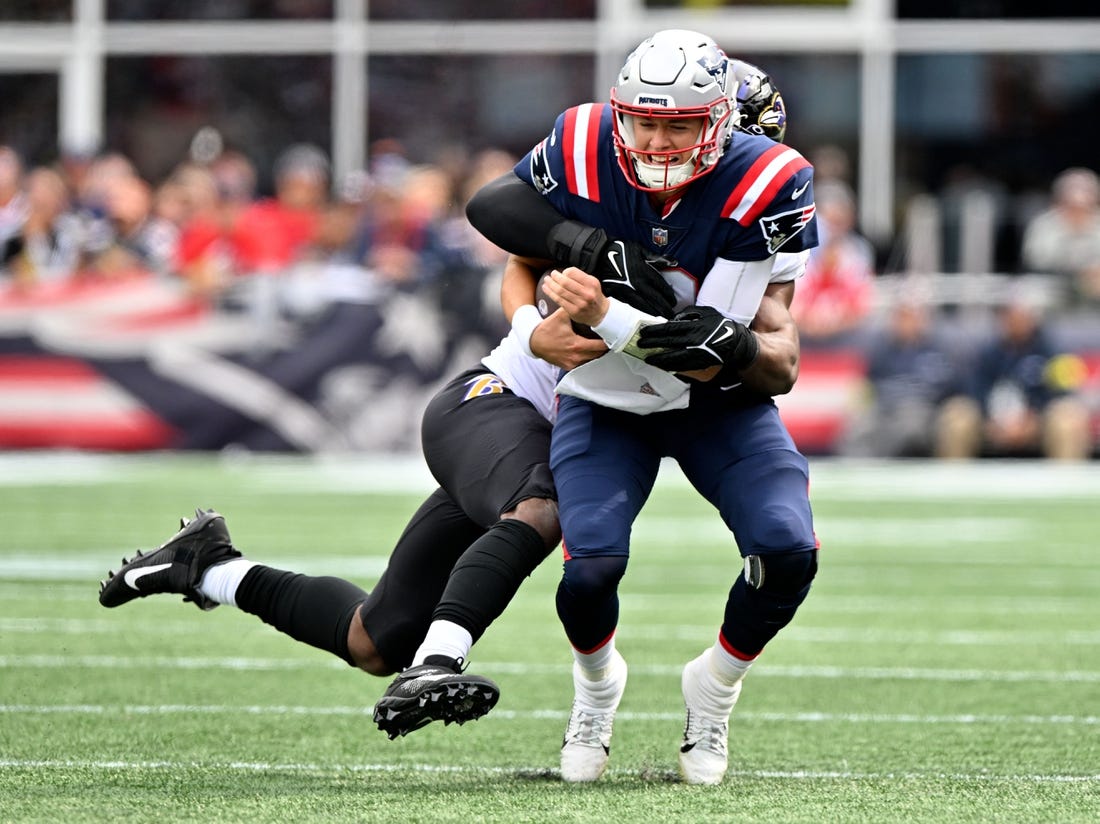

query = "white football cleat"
[560,651,627,783]
[679,649,743,785]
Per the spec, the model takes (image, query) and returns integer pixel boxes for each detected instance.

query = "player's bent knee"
[346,615,395,676]
[504,497,561,550]
[560,555,628,600]
[743,548,817,598]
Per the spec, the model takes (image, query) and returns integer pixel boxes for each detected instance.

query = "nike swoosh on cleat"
[123,563,173,590]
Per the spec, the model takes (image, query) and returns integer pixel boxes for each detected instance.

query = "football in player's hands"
[534,270,558,319]
[535,270,599,338]
[637,305,759,372]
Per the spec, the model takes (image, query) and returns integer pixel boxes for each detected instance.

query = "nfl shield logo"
[652,227,669,246]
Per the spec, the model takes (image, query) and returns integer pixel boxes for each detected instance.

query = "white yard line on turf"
[1,704,1097,726]
[3,583,1093,616]
[4,453,1100,499]
[0,556,390,580]
[5,618,1100,647]
[2,655,1100,682]
[0,757,1095,783]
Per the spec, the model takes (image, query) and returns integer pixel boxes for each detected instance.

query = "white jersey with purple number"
[481,330,560,423]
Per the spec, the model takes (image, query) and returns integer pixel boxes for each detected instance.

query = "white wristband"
[591,298,663,352]
[511,303,542,359]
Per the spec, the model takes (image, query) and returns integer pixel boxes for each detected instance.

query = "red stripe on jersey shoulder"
[739,155,811,226]
[562,107,579,194]
[561,103,604,202]
[720,144,809,224]
[720,144,789,219]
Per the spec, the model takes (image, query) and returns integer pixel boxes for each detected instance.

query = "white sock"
[573,640,617,679]
[684,645,750,718]
[709,640,754,686]
[411,620,473,667]
[572,640,626,709]
[197,559,258,608]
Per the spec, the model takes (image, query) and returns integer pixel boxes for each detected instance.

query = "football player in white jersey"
[98,42,809,769]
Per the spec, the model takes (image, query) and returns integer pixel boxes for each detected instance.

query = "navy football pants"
[550,394,817,655]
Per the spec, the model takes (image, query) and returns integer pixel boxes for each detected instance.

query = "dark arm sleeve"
[464,171,565,259]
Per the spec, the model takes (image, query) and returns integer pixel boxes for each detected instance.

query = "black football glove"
[546,221,676,317]
[638,305,759,373]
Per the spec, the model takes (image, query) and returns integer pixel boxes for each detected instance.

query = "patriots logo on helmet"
[696,49,729,93]
[758,204,816,254]
[529,136,558,195]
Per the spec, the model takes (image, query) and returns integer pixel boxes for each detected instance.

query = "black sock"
[431,519,552,644]
[235,566,367,667]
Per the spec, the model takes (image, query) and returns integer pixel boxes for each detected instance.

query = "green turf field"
[1,454,1097,823]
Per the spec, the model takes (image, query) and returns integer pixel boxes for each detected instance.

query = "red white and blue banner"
[0,272,487,452]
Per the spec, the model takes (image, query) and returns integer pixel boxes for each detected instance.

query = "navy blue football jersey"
[515,102,818,288]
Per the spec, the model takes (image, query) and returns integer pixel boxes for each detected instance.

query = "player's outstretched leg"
[679,647,743,785]
[560,649,627,782]
[372,655,500,739]
[98,509,241,611]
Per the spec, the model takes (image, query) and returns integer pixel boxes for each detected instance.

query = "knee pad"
[557,555,629,652]
[743,548,817,598]
[720,549,818,657]
[560,555,629,601]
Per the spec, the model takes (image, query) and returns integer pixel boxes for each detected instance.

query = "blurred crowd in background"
[1,133,1099,459]
[0,139,514,341]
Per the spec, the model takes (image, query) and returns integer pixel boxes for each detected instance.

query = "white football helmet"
[610,29,737,192]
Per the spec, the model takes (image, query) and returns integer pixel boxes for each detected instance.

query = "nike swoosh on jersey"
[791,180,810,200]
[124,563,173,590]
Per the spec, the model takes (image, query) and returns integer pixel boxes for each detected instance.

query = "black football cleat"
[98,509,241,611]
[372,655,500,739]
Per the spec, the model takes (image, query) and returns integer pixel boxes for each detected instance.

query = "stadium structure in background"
[0,1,1098,258]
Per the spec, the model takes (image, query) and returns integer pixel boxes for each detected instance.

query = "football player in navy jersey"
[96,34,813,774]
[465,31,820,785]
